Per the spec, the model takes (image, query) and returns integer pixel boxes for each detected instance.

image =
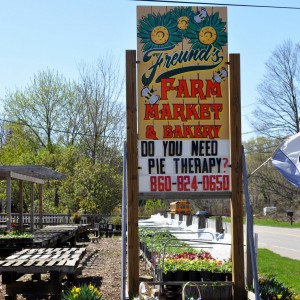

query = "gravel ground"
[0,236,141,300]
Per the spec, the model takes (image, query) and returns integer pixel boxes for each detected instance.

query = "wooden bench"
[0,247,86,299]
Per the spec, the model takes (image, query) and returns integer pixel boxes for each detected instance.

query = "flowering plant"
[0,231,33,238]
[258,275,299,300]
[62,283,102,300]
[163,251,232,274]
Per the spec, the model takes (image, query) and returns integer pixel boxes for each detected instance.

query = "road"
[253,225,300,260]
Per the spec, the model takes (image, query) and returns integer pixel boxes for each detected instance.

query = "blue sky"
[0,0,300,141]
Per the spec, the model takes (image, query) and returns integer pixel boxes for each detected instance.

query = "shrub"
[259,274,299,300]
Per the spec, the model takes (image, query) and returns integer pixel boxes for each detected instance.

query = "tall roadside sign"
[137,6,231,199]
[125,5,246,299]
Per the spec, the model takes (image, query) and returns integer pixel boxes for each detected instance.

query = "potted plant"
[111,215,122,231]
[71,212,81,224]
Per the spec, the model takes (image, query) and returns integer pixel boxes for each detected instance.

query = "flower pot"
[200,270,212,281]
[200,284,232,300]
[174,270,186,281]
[189,270,200,281]
[211,272,225,281]
[224,272,232,281]
[163,271,174,282]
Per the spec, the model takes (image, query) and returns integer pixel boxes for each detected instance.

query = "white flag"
[272,132,300,188]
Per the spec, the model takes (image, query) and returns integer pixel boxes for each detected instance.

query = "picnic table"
[0,224,92,256]
[0,247,86,299]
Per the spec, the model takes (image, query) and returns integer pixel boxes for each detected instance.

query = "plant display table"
[0,247,86,299]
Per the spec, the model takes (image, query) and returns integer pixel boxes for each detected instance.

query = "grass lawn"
[222,216,300,228]
[221,216,300,295]
[257,248,300,294]
[254,218,300,228]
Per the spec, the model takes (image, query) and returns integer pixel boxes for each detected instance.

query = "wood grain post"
[38,184,43,229]
[126,50,139,298]
[30,182,34,233]
[19,180,23,231]
[229,53,247,300]
[6,175,11,230]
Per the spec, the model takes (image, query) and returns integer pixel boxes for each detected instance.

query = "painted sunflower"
[171,7,195,37]
[137,11,183,52]
[185,11,227,51]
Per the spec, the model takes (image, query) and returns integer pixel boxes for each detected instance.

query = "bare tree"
[76,55,125,164]
[250,40,300,139]
[0,119,9,149]
[245,137,300,214]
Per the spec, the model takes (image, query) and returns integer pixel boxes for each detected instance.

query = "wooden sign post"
[126,50,139,298]
[230,53,247,299]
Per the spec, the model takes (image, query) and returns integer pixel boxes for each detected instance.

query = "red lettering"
[160,104,173,120]
[210,104,223,119]
[161,78,175,100]
[183,125,194,138]
[206,80,222,98]
[173,104,186,121]
[163,125,173,138]
[199,104,211,119]
[186,104,199,120]
[144,104,223,121]
[162,125,221,139]
[160,78,223,100]
[176,79,190,98]
[191,79,205,99]
[144,104,159,120]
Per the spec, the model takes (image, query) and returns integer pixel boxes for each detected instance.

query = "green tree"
[142,200,168,217]
[1,59,125,214]
[3,69,76,152]
[0,121,41,165]
[71,157,122,214]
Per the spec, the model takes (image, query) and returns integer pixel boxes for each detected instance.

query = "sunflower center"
[151,26,169,45]
[177,16,189,30]
[199,26,217,45]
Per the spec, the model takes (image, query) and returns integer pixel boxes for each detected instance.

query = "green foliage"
[0,122,41,165]
[71,158,122,214]
[163,253,232,273]
[253,218,300,228]
[258,249,300,294]
[62,283,103,300]
[0,232,33,239]
[223,217,300,228]
[111,215,122,226]
[71,212,81,223]
[0,65,124,215]
[3,69,76,152]
[258,274,299,300]
[142,199,168,217]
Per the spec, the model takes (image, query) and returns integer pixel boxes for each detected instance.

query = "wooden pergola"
[0,165,66,232]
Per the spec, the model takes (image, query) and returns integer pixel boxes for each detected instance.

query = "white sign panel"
[138,140,230,193]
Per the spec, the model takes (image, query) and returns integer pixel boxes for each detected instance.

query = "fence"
[0,213,109,227]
